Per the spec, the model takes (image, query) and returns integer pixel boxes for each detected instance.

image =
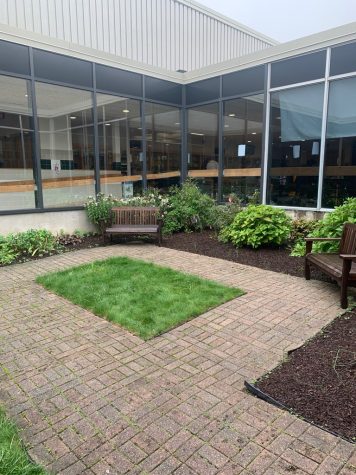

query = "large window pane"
[0,75,37,211]
[36,83,95,207]
[97,94,142,198]
[322,77,356,208]
[187,103,219,198]
[223,94,264,201]
[267,84,324,207]
[145,103,181,192]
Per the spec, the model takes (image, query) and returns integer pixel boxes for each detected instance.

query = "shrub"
[291,197,356,256]
[221,205,292,249]
[0,229,60,266]
[163,180,216,234]
[85,193,117,234]
[115,188,168,208]
[290,219,319,244]
[212,203,242,231]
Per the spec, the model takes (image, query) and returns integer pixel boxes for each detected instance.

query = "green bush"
[291,197,356,256]
[0,229,60,266]
[212,203,242,231]
[290,218,319,244]
[221,204,292,249]
[163,180,216,234]
[85,193,117,234]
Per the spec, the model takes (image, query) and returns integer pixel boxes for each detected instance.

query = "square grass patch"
[36,257,243,339]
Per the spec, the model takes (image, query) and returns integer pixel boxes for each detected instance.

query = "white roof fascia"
[0,23,184,83]
[184,22,356,83]
[174,0,278,45]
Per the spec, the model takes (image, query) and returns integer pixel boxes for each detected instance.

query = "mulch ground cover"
[251,311,356,442]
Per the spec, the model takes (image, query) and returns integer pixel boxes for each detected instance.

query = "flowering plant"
[85,193,117,234]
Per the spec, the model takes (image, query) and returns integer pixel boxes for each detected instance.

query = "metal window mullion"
[141,97,147,191]
[29,47,44,209]
[262,63,271,205]
[92,63,101,195]
[218,98,223,203]
[317,47,331,210]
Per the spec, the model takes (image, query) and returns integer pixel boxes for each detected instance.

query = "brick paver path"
[0,245,355,475]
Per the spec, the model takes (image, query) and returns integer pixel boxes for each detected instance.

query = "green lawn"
[0,408,47,475]
[37,257,243,339]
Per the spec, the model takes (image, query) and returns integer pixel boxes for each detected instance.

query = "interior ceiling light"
[247,140,252,143]
[224,125,229,128]
[24,94,28,97]
[190,132,204,136]
[276,116,281,120]
[123,109,130,113]
[252,132,257,135]
[228,113,235,117]
[175,122,180,125]
[70,116,77,120]
[105,123,111,126]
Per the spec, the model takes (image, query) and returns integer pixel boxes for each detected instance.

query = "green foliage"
[212,203,242,231]
[291,197,356,256]
[290,219,319,244]
[0,407,47,475]
[115,188,168,208]
[0,229,60,266]
[221,205,292,249]
[37,256,242,340]
[162,180,216,234]
[85,193,117,233]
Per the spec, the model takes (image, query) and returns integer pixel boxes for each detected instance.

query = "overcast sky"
[197,0,356,42]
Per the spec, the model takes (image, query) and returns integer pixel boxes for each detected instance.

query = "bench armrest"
[340,254,356,260]
[304,237,340,242]
[305,236,340,255]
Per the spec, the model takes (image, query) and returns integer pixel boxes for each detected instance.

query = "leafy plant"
[5,229,59,257]
[290,218,319,244]
[212,203,242,231]
[291,197,356,256]
[85,193,117,234]
[221,204,292,249]
[162,180,216,234]
[0,237,18,265]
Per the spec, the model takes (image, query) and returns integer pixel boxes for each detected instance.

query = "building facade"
[0,1,356,233]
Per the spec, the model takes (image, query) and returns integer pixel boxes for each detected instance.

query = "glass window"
[33,50,93,88]
[36,82,95,207]
[187,103,219,198]
[271,51,326,88]
[330,42,356,77]
[186,78,220,105]
[96,64,143,98]
[145,77,182,105]
[222,66,265,98]
[223,94,264,202]
[97,94,143,198]
[145,103,181,192]
[322,77,356,208]
[267,84,324,207]
[0,75,36,210]
[0,40,30,76]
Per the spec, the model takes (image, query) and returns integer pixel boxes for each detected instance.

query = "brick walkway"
[0,245,355,475]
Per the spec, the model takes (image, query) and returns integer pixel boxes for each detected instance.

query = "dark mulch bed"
[253,311,356,442]
[162,230,329,279]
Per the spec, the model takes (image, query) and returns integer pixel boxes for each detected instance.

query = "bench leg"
[340,282,348,309]
[305,258,311,280]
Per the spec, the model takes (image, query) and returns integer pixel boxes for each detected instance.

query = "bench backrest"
[340,223,356,255]
[112,207,160,226]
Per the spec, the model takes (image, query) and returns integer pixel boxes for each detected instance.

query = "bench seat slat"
[106,225,159,233]
[307,253,356,280]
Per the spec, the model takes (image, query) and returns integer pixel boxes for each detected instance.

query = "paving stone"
[0,245,352,475]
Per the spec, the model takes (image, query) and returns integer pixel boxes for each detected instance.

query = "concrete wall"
[0,210,97,236]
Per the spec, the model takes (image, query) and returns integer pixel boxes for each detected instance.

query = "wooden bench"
[105,206,162,246]
[305,223,356,308]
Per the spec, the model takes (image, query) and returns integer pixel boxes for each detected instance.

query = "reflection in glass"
[223,94,264,202]
[145,103,181,192]
[187,103,219,198]
[36,82,95,207]
[267,84,324,207]
[0,75,36,210]
[322,77,356,208]
[97,94,142,198]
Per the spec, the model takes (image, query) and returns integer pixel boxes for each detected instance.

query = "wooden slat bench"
[305,223,356,308]
[105,206,162,246]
